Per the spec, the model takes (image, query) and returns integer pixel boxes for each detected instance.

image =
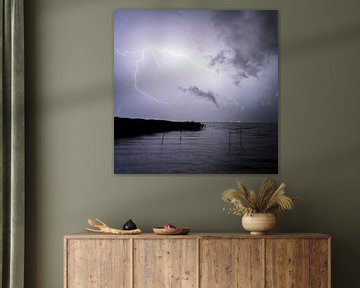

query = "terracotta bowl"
[153,227,190,235]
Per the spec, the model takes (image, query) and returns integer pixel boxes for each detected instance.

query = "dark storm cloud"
[211,10,278,85]
[179,86,219,108]
[209,49,229,67]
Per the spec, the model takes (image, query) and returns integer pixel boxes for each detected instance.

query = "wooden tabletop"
[64,232,330,240]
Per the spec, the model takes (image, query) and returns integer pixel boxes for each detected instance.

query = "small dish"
[153,227,190,235]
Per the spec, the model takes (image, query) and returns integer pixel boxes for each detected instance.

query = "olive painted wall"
[25,0,360,287]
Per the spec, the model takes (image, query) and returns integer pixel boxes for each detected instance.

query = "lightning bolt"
[115,49,138,57]
[134,47,160,102]
[115,46,186,104]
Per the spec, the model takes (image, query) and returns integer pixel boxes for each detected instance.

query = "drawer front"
[134,239,198,288]
[200,239,264,288]
[65,239,131,288]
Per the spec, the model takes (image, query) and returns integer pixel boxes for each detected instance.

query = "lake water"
[114,122,278,174]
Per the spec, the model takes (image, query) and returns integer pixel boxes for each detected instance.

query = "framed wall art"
[114,10,278,174]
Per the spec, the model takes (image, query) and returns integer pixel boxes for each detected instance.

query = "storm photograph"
[114,10,278,174]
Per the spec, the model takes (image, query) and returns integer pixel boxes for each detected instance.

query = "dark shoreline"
[114,117,205,138]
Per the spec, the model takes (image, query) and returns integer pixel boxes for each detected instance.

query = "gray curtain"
[1,0,25,287]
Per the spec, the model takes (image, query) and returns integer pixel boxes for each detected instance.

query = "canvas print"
[114,10,278,174]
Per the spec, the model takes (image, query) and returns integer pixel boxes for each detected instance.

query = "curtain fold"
[1,0,25,287]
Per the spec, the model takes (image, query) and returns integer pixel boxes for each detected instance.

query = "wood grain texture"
[265,239,310,288]
[66,239,131,288]
[200,239,264,288]
[64,239,68,288]
[133,239,197,288]
[64,234,331,288]
[310,239,329,288]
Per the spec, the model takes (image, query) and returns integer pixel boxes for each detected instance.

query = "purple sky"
[114,10,278,122]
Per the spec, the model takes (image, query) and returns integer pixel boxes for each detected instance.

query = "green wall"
[25,0,360,287]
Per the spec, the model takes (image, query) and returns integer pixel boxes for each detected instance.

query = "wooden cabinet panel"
[66,239,131,288]
[265,239,310,288]
[200,239,263,288]
[133,239,198,288]
[310,239,330,288]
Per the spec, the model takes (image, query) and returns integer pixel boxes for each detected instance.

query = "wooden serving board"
[153,227,190,235]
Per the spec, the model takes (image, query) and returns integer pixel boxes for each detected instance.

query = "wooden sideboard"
[64,233,330,288]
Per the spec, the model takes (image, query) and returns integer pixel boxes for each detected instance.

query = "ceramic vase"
[242,213,276,235]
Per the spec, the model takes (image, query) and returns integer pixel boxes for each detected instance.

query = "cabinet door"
[266,239,309,288]
[200,239,264,288]
[134,239,198,288]
[265,239,329,288]
[66,239,131,288]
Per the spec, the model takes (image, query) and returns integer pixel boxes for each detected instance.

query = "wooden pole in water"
[161,132,165,144]
[228,129,232,151]
[179,131,182,143]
